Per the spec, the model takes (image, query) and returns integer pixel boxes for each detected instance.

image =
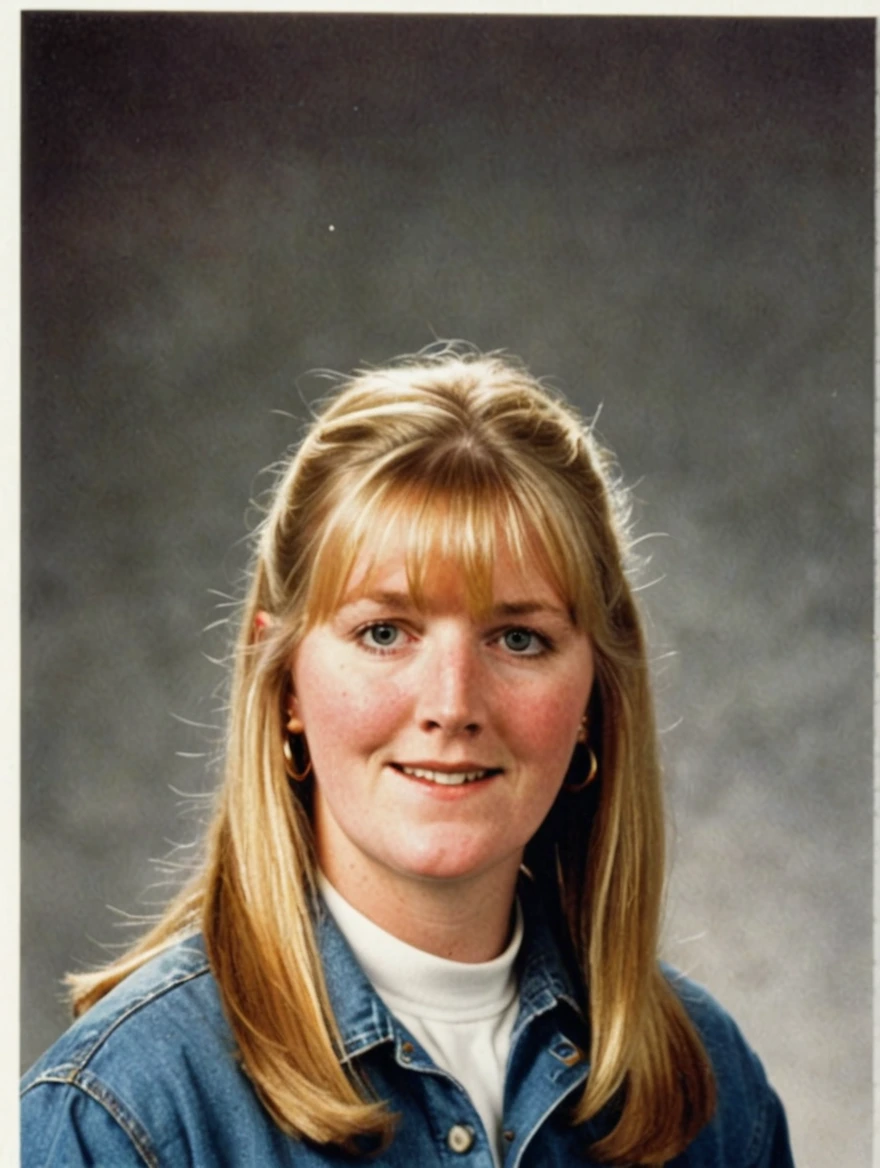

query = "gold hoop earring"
[564,747,598,793]
[283,731,313,782]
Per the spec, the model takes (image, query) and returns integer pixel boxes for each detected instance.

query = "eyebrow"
[339,590,571,621]
[493,600,569,619]
[341,590,412,612]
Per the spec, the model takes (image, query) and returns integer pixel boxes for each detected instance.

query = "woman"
[21,347,794,1166]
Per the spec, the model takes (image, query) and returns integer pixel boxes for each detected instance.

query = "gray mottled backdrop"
[22,15,873,1167]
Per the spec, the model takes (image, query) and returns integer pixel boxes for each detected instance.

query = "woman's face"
[289,536,595,905]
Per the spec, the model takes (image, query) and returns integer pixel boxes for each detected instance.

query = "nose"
[415,628,485,736]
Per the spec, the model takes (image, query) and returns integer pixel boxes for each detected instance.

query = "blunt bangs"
[300,463,599,631]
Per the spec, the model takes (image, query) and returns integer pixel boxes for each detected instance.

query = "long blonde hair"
[69,346,714,1165]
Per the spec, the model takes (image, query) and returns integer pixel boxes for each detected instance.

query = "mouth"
[392,763,503,787]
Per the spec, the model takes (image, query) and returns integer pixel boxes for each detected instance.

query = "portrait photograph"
[20,12,873,1167]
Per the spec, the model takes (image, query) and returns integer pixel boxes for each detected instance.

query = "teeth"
[399,765,492,785]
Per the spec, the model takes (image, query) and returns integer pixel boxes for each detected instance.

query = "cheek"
[296,662,410,755]
[507,687,584,758]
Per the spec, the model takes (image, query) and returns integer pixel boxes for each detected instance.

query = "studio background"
[21,16,873,1167]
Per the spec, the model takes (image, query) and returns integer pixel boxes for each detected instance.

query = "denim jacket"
[21,897,794,1167]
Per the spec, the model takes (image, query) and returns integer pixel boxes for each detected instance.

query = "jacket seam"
[340,1033,394,1062]
[509,1067,589,1168]
[46,963,211,1074]
[22,1073,158,1168]
[744,1082,774,1168]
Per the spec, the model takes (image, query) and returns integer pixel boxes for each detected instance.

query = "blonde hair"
[69,346,714,1164]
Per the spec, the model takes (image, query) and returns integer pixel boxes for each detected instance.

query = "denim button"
[553,1040,583,1066]
[447,1124,475,1153]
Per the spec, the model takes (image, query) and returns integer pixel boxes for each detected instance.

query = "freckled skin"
[289,544,594,957]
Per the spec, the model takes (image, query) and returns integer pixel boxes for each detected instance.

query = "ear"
[253,610,274,640]
[286,687,304,734]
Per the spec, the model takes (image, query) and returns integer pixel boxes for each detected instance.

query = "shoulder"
[663,964,754,1056]
[22,934,220,1090]
[661,965,794,1167]
[20,935,250,1167]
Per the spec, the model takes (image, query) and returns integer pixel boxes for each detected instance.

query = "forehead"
[334,520,570,626]
[341,534,566,612]
[303,483,583,629]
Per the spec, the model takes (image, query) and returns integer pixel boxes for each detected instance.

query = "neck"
[317,855,521,963]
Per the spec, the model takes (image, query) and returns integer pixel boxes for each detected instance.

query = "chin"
[387,835,511,885]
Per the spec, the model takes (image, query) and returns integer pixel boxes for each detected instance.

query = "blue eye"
[502,628,544,655]
[362,623,400,649]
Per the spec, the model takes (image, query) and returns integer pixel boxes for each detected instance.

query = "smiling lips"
[393,763,503,787]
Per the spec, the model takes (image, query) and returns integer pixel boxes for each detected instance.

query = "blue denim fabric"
[21,899,794,1167]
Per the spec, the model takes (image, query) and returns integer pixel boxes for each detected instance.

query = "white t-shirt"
[318,873,523,1167]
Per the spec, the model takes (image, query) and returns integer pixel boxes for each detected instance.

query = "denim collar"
[314,881,585,1065]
